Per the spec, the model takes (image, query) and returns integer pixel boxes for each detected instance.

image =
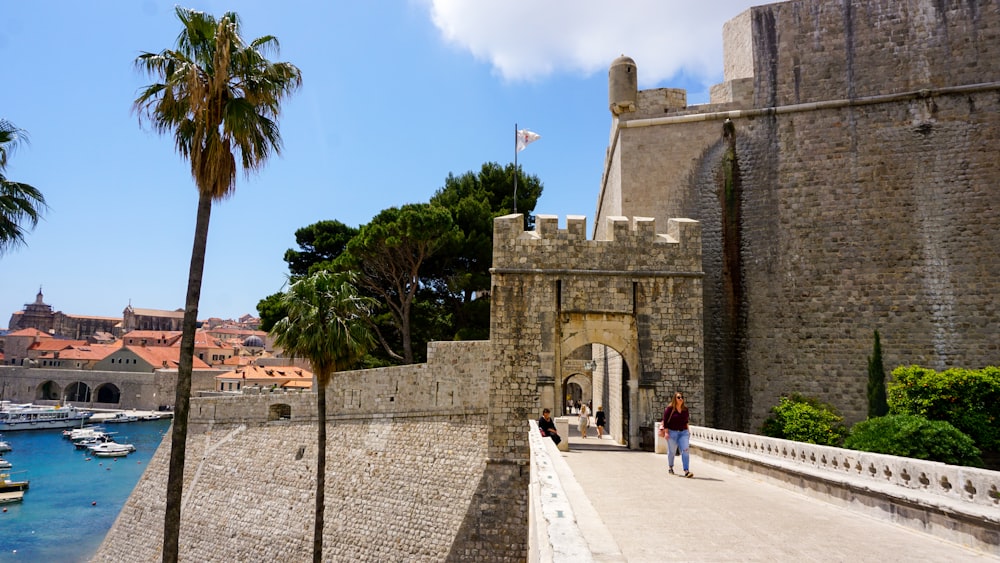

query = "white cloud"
[423,1,761,89]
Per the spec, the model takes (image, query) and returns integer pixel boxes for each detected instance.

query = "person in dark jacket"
[595,405,606,439]
[663,392,693,478]
[538,408,561,445]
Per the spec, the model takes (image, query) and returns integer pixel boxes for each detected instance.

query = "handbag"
[659,407,676,438]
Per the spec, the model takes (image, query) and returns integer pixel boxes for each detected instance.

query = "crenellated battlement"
[492,213,701,273]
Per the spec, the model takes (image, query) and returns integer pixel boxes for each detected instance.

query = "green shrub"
[845,414,982,466]
[888,366,1000,451]
[760,394,848,446]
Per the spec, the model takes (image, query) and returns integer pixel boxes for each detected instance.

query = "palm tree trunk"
[162,192,213,563]
[314,377,328,562]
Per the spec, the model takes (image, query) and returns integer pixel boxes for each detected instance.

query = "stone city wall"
[94,416,490,562]
[95,340,521,562]
[600,0,1000,431]
[189,340,491,430]
[0,366,221,410]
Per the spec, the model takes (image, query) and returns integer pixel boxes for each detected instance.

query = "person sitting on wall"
[538,408,561,445]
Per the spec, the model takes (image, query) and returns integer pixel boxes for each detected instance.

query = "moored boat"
[0,473,29,493]
[0,490,24,504]
[103,412,139,424]
[65,427,105,441]
[0,403,93,431]
[89,442,135,457]
[0,458,10,470]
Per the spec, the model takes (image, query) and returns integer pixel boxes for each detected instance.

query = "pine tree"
[867,329,889,418]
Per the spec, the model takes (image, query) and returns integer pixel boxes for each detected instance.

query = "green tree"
[867,329,889,418]
[284,219,358,276]
[255,290,287,332]
[132,8,301,561]
[0,119,47,255]
[269,271,375,563]
[337,203,459,363]
[427,162,542,340]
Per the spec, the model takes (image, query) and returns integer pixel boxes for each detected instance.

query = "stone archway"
[489,213,703,457]
[95,383,121,404]
[64,381,92,403]
[36,380,61,401]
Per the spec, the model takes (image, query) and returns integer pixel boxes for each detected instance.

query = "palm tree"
[132,8,301,562]
[0,119,47,256]
[269,271,375,562]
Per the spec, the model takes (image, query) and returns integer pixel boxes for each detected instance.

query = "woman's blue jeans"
[667,429,690,471]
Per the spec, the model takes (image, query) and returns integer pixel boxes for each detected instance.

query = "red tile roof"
[126,345,212,370]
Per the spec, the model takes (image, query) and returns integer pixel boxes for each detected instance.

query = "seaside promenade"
[554,428,998,562]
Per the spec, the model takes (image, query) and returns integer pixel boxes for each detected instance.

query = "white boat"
[74,434,114,450]
[89,442,135,457]
[0,490,24,504]
[88,442,135,455]
[93,448,130,458]
[64,427,105,441]
[0,440,10,453]
[0,458,10,470]
[104,412,139,424]
[0,403,93,431]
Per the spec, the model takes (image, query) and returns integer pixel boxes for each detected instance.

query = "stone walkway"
[556,430,998,563]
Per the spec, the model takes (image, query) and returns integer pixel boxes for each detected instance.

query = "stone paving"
[556,429,999,563]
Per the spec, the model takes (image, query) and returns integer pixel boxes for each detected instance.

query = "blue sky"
[0,0,760,325]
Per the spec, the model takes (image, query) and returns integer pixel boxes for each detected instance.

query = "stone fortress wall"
[600,0,1000,431]
[96,341,498,562]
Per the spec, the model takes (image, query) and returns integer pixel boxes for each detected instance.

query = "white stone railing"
[691,426,1000,555]
[689,425,1000,513]
[527,420,596,563]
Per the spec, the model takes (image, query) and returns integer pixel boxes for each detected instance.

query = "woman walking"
[663,392,693,478]
[595,405,606,439]
[578,402,591,438]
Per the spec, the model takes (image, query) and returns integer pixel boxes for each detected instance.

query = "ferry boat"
[0,403,93,431]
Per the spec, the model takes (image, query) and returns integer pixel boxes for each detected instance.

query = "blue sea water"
[0,419,171,562]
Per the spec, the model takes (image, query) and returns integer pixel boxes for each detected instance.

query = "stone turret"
[608,55,637,115]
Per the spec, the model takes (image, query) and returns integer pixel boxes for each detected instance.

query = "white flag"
[516,129,541,152]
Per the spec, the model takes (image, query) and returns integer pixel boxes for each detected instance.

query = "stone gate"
[488,213,704,459]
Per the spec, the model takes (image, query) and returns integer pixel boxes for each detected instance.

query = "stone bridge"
[530,423,1000,561]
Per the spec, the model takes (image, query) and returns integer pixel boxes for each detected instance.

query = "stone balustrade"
[527,420,599,563]
[689,425,1000,554]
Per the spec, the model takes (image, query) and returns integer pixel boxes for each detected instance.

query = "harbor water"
[0,419,171,562]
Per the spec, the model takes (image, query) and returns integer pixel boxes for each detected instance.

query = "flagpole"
[513,123,518,215]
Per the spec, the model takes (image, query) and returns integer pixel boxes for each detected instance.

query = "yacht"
[0,403,93,431]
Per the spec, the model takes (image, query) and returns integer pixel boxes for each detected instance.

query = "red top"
[662,406,689,431]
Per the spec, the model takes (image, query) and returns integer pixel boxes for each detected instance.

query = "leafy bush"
[888,366,1000,451]
[845,414,982,466]
[760,394,848,446]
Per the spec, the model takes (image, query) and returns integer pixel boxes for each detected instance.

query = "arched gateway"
[488,213,704,460]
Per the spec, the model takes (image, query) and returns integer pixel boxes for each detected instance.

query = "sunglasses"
[675,395,684,399]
